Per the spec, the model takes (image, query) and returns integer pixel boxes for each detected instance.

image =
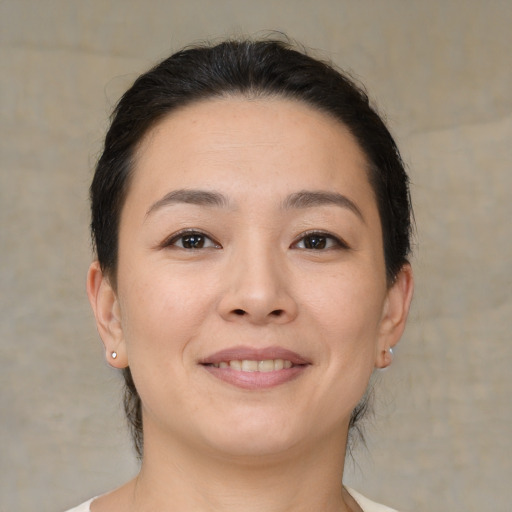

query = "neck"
[127,423,357,512]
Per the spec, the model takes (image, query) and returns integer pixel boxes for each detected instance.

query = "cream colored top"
[64,488,399,512]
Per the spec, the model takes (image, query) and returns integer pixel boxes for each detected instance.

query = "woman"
[69,38,414,512]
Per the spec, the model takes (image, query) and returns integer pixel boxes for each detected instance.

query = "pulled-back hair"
[90,38,412,458]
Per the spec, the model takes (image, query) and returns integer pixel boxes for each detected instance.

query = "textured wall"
[1,1,510,511]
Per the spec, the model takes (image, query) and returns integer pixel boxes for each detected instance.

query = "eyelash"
[161,229,348,251]
[161,229,221,250]
[291,231,349,251]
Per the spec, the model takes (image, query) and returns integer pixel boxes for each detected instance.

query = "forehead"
[131,96,373,199]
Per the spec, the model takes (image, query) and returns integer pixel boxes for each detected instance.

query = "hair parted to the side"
[90,37,413,459]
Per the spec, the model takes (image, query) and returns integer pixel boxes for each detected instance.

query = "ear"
[86,261,128,368]
[375,264,414,369]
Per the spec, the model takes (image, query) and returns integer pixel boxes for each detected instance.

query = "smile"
[207,359,294,372]
[200,346,310,390]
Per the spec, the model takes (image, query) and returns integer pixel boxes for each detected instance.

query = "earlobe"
[375,264,414,369]
[86,261,128,368]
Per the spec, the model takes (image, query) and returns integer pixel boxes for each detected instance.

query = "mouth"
[199,346,311,390]
[205,358,295,371]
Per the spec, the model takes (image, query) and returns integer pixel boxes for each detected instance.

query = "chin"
[198,416,306,459]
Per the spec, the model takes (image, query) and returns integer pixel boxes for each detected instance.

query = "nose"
[217,244,298,325]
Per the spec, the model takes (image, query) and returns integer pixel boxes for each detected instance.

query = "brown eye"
[165,230,220,250]
[293,232,347,250]
[303,235,327,249]
[181,233,207,249]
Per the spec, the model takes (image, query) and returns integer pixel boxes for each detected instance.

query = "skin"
[87,96,414,512]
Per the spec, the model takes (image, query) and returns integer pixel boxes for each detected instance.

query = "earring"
[377,347,394,371]
[111,351,117,359]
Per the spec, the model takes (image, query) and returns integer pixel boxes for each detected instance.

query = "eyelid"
[291,230,350,250]
[160,228,221,249]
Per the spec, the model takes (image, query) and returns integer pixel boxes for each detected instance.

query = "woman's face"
[91,97,412,459]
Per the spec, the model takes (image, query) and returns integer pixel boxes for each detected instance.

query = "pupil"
[183,234,204,248]
[305,236,326,249]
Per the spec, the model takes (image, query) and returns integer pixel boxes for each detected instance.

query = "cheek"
[302,265,386,338]
[118,268,214,359]
[117,272,213,411]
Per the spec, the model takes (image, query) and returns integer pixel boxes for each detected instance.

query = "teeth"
[258,360,275,372]
[241,360,258,372]
[212,359,294,372]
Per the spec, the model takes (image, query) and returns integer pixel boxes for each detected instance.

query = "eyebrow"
[282,190,365,222]
[145,189,230,218]
[145,188,364,222]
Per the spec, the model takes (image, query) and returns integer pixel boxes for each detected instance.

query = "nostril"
[230,308,286,319]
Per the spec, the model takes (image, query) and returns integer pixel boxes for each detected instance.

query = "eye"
[163,230,220,250]
[292,231,348,250]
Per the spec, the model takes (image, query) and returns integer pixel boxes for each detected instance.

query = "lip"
[199,345,311,390]
[200,346,310,366]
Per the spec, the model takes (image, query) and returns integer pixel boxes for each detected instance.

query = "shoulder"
[347,487,401,512]
[63,497,96,512]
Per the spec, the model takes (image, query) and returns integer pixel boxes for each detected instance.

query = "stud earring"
[111,351,117,359]
[377,347,394,371]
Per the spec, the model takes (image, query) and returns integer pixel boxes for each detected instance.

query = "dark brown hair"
[90,38,412,458]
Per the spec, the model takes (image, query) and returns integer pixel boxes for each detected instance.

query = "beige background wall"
[1,1,511,511]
